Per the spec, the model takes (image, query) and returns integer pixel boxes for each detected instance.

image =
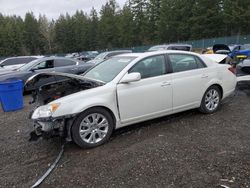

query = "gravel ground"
[0,82,250,188]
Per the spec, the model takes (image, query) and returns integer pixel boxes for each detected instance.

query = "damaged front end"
[26,72,104,141]
[29,115,76,142]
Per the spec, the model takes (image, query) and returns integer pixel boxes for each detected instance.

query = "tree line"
[0,0,250,56]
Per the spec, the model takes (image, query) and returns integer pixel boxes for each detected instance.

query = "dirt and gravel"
[0,82,250,188]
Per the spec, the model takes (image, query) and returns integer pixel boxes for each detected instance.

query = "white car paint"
[32,50,237,129]
[201,54,228,63]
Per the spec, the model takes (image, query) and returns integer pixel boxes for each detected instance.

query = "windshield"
[84,56,136,83]
[18,59,41,71]
[94,52,108,60]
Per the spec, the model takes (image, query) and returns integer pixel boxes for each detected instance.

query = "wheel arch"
[89,106,117,126]
[209,83,223,98]
[74,105,117,129]
[69,105,117,148]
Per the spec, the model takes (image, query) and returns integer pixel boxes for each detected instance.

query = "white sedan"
[29,50,237,148]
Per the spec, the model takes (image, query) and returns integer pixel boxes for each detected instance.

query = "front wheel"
[199,85,221,114]
[72,107,114,148]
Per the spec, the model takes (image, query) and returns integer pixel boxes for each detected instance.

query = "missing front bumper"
[29,117,75,142]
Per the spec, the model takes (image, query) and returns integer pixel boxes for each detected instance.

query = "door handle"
[201,74,208,78]
[161,81,171,87]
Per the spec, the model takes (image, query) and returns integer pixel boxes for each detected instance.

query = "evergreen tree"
[98,0,120,49]
[23,12,42,54]
[87,8,99,50]
[130,0,149,45]
[117,4,135,47]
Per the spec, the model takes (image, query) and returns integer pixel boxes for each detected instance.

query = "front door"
[117,55,173,124]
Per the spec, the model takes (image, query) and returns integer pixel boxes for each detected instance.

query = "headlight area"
[29,103,76,142]
[32,103,60,119]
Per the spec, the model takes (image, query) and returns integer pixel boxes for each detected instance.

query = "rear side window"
[54,59,76,67]
[129,55,166,79]
[1,57,36,66]
[168,54,205,73]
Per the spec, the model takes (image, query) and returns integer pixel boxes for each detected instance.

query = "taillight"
[228,67,236,74]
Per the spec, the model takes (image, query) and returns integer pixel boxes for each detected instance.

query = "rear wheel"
[199,85,221,114]
[72,107,114,148]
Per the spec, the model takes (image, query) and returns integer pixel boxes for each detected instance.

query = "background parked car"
[65,52,80,58]
[78,51,99,61]
[0,57,94,91]
[87,50,132,64]
[147,44,192,52]
[213,44,250,59]
[0,56,43,70]
[212,44,250,75]
[236,58,250,76]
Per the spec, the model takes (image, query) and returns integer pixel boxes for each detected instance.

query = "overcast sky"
[0,0,127,20]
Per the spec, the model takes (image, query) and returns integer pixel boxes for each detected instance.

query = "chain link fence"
[113,34,250,52]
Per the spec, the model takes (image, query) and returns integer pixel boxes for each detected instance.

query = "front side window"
[168,54,205,73]
[33,60,54,70]
[129,55,166,79]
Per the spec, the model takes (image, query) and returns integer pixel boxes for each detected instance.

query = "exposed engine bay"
[25,72,104,105]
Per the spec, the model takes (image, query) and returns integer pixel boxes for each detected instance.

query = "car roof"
[118,50,200,58]
[36,56,77,61]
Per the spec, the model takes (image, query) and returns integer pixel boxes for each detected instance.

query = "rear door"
[117,55,173,124]
[167,53,210,112]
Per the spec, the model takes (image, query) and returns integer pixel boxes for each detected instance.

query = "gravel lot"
[0,82,250,188]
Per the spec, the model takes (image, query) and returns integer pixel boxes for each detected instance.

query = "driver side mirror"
[120,72,141,83]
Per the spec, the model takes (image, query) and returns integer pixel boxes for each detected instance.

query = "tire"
[199,85,222,114]
[72,107,114,148]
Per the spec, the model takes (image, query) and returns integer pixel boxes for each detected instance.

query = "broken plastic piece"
[31,143,65,188]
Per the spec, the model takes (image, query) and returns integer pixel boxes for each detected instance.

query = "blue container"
[0,79,24,112]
